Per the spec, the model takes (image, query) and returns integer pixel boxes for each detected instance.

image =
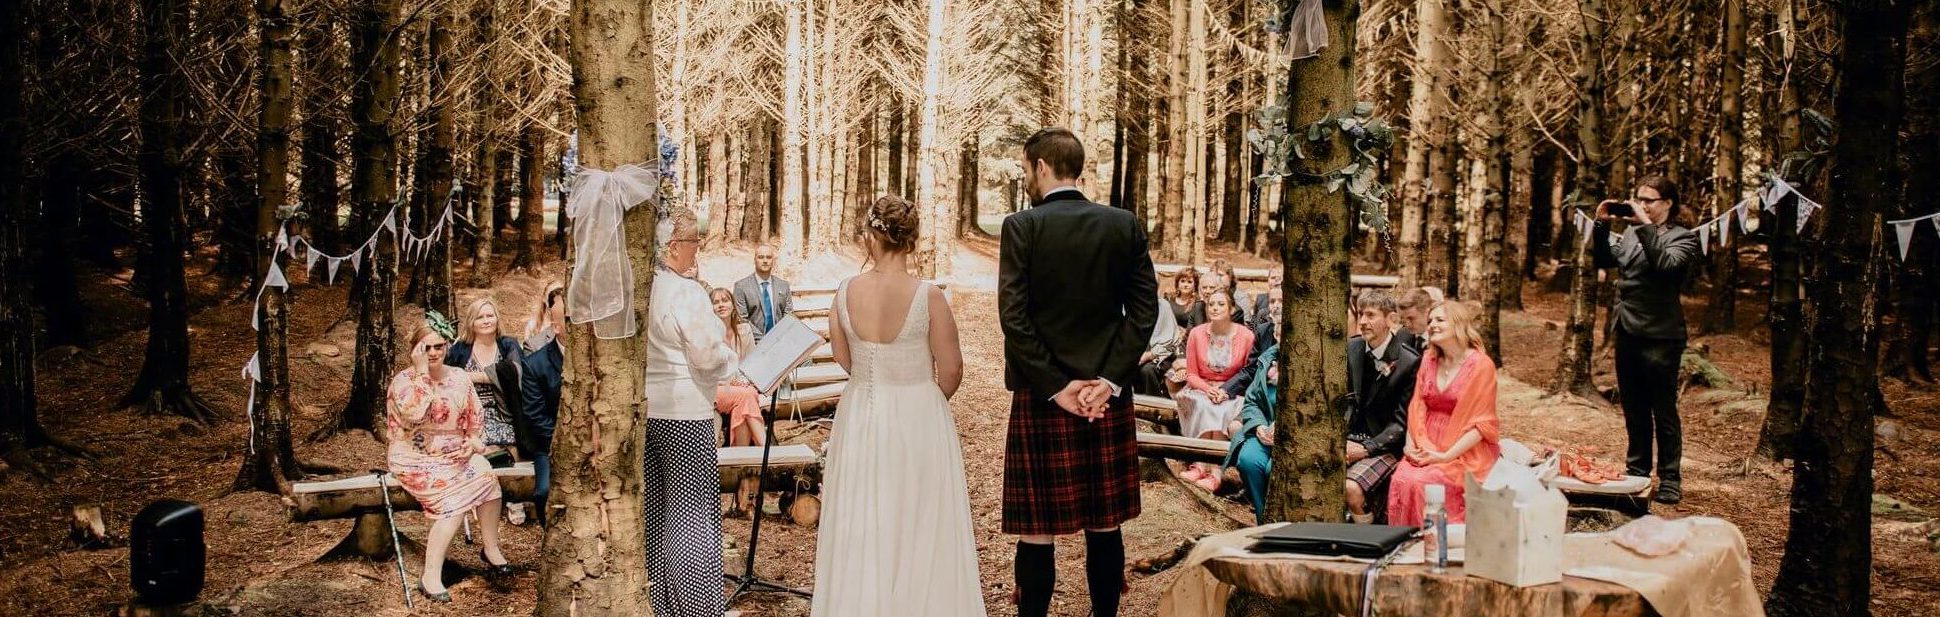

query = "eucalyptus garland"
[1249,96,1397,232]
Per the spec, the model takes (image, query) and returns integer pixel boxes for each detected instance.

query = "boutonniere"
[1375,360,1393,377]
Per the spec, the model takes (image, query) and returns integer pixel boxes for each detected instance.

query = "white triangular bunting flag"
[1720,212,1732,246]
[1895,220,1916,261]
[349,249,363,273]
[1797,198,1819,231]
[1933,216,1940,239]
[383,210,398,234]
[327,258,342,284]
[1763,177,1793,210]
[305,248,319,273]
[242,352,262,382]
[1577,212,1593,246]
[1698,224,1710,254]
[264,262,289,290]
[1735,201,1750,231]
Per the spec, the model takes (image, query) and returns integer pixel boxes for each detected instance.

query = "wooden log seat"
[1136,432,1230,464]
[285,463,537,523]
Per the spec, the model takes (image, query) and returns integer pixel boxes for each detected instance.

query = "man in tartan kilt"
[999,128,1159,617]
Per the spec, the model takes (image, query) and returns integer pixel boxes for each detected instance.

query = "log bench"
[1135,394,1180,428]
[285,463,537,559]
[790,363,849,386]
[1136,432,1230,464]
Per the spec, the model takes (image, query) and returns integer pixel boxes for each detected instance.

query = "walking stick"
[373,469,414,609]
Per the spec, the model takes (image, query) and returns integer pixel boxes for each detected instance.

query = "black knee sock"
[1085,529,1126,617]
[1015,541,1056,617]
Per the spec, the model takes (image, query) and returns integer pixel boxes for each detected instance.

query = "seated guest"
[733,243,792,343]
[1175,292,1255,490]
[1219,287,1282,405]
[389,318,511,602]
[711,287,764,447]
[1247,268,1283,330]
[1388,301,1501,527]
[1344,290,1421,524]
[520,283,567,527]
[1223,348,1277,523]
[1203,270,1245,326]
[1210,259,1249,324]
[1166,266,1204,331]
[1137,294,1184,396]
[1395,286,1442,355]
[445,297,531,523]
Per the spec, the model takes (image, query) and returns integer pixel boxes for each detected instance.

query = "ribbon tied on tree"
[565,164,662,339]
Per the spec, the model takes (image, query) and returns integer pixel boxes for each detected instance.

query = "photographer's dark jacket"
[1594,221,1701,340]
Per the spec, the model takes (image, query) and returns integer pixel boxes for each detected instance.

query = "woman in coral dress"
[1388,301,1501,527]
[387,319,509,602]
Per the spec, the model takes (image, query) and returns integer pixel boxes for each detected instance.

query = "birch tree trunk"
[1266,0,1356,525]
[1396,0,1449,288]
[1553,0,1607,398]
[1767,3,1908,614]
[535,0,659,610]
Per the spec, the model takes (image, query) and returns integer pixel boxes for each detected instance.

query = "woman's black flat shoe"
[480,550,516,577]
[420,586,452,603]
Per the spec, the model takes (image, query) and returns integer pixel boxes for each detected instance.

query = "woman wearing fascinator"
[385,311,513,602]
[640,207,741,617]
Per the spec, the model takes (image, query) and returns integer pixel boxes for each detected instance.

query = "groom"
[1000,128,1158,617]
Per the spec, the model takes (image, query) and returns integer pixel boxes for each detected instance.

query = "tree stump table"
[1199,557,1657,617]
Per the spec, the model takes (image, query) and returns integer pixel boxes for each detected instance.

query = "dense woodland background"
[0,0,1937,615]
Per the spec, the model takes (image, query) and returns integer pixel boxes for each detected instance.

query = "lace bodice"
[836,279,935,387]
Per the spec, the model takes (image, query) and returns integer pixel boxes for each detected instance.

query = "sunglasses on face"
[425,343,448,351]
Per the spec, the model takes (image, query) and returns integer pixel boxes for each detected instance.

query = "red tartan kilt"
[1002,389,1142,536]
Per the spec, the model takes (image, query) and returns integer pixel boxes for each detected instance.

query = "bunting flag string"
[1887,211,1940,262]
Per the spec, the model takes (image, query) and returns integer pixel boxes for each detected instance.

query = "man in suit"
[1246,268,1282,330]
[520,283,567,527]
[1394,286,1440,355]
[1344,289,1421,523]
[1001,128,1158,617]
[1594,175,1700,504]
[732,243,791,342]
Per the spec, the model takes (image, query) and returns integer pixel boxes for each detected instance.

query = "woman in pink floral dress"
[387,319,509,602]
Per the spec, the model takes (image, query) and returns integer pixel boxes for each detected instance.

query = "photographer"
[1593,175,1700,505]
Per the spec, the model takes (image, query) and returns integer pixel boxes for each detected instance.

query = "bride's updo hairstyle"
[863,196,921,255]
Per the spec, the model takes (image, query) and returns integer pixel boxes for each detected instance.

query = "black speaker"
[129,499,204,605]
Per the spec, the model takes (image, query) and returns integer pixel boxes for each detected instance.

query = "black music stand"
[725,383,812,603]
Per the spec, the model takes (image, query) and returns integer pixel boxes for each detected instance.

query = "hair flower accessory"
[868,212,890,232]
[425,310,458,340]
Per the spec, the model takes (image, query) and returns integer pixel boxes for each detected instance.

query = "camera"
[1605,201,1635,217]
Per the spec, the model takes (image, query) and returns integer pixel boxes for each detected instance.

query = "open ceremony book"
[738,315,827,394]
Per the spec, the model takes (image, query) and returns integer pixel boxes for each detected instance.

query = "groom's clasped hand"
[1052,379,1115,420]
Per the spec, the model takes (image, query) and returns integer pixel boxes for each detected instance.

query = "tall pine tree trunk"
[1160,0,1187,260]
[513,122,547,271]
[34,155,89,348]
[299,23,344,255]
[915,0,949,278]
[236,0,305,492]
[1474,0,1509,359]
[779,0,806,259]
[469,0,499,287]
[1553,0,1608,398]
[1265,0,1355,525]
[1396,0,1450,289]
[1504,122,1534,311]
[127,0,215,422]
[334,0,404,437]
[535,0,659,610]
[418,10,455,316]
[1182,0,1208,264]
[1767,3,1908,614]
[1,0,74,475]
[1701,0,1747,335]
[1883,4,1938,383]
[886,102,905,199]
[1754,0,1810,461]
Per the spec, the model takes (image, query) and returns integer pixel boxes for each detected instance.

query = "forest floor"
[2,237,1937,616]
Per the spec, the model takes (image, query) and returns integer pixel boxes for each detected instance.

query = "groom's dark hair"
[1024,128,1085,180]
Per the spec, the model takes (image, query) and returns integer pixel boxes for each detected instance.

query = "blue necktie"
[761,281,775,331]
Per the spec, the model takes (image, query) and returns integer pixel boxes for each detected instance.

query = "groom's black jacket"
[1000,191,1160,396]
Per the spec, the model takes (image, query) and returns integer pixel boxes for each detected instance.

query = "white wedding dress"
[810,279,985,617]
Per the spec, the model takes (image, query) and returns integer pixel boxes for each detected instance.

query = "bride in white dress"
[811,197,985,616]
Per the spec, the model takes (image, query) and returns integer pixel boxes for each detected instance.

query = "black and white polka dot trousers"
[643,417,726,617]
